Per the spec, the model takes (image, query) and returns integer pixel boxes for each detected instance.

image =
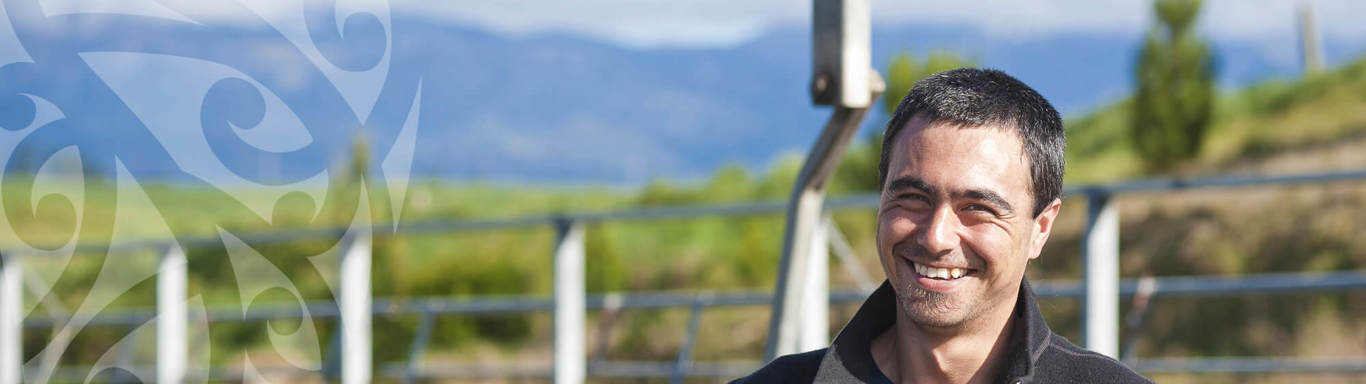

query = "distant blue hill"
[4,14,1362,186]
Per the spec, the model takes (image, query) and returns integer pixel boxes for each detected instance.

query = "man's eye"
[964,204,995,214]
[898,193,929,203]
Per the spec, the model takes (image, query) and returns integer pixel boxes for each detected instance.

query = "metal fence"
[3,168,1366,383]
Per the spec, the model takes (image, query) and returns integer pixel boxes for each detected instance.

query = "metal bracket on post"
[340,233,373,384]
[827,215,877,291]
[157,243,188,384]
[669,298,706,384]
[553,219,586,384]
[0,252,20,384]
[1082,192,1120,358]
[1121,276,1156,365]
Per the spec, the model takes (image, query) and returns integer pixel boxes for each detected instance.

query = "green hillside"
[1066,57,1366,182]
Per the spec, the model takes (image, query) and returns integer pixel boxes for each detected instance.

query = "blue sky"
[421,0,1366,50]
[32,0,1366,51]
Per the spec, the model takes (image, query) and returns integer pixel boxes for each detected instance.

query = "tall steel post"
[766,0,880,361]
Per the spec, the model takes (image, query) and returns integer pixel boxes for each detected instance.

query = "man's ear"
[1027,198,1063,260]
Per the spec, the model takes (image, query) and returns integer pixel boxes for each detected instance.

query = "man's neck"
[870,294,1018,384]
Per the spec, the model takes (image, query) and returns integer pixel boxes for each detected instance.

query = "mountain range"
[4,13,1364,186]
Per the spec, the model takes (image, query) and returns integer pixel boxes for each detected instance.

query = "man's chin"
[903,307,968,329]
[894,287,970,329]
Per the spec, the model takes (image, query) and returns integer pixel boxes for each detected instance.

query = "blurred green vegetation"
[8,54,1366,379]
[1131,0,1216,173]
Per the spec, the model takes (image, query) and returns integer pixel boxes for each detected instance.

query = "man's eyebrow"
[959,189,1015,213]
[884,176,936,195]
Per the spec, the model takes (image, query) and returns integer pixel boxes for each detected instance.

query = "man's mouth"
[912,261,974,280]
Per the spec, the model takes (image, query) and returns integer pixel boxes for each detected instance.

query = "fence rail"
[3,168,1366,383]
[19,270,1366,382]
[19,270,1366,329]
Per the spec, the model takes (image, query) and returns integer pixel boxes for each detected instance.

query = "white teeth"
[913,262,968,280]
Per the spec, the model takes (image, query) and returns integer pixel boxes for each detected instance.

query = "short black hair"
[878,68,1065,217]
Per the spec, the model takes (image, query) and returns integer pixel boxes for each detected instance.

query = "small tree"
[1132,0,1215,173]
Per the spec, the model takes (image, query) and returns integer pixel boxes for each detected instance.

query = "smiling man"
[735,69,1151,384]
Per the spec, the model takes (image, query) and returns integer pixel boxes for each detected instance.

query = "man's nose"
[916,205,961,254]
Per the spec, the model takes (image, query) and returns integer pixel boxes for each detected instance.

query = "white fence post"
[0,252,20,384]
[1082,193,1120,358]
[157,244,187,384]
[797,215,830,351]
[340,233,372,384]
[553,219,586,384]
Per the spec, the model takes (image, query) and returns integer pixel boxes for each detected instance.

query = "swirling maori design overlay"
[0,0,422,380]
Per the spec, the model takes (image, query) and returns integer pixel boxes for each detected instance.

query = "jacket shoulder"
[1032,335,1153,384]
[729,348,827,384]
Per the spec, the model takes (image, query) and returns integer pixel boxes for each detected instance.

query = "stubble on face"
[888,242,991,329]
[896,282,956,327]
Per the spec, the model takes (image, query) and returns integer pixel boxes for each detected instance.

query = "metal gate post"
[796,214,831,351]
[0,252,20,384]
[1082,192,1120,358]
[553,219,586,384]
[340,233,373,384]
[157,244,188,384]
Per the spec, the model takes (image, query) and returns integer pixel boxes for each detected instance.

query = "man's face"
[876,115,1060,330]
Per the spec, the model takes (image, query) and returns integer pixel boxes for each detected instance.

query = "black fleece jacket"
[732,280,1153,384]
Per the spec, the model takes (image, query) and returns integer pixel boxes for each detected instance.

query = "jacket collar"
[813,279,1052,383]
